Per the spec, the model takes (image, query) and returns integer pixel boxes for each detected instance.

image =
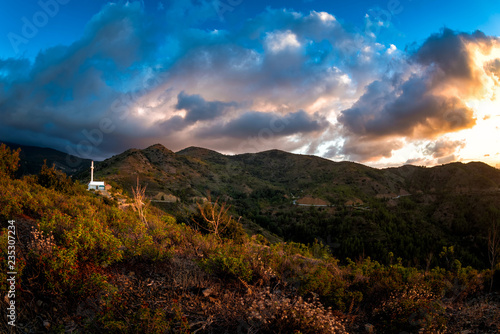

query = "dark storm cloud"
[3,2,380,158]
[197,110,328,139]
[0,2,162,157]
[415,29,482,81]
[338,76,475,138]
[160,92,238,132]
[337,28,499,161]
[414,28,496,96]
[0,2,370,158]
[175,92,238,123]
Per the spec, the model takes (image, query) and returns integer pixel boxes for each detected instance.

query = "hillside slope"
[71,143,500,268]
[89,144,414,203]
[11,142,500,268]
[1,143,499,333]
[2,141,91,176]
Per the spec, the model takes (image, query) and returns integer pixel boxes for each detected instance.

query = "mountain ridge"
[6,141,500,267]
[79,143,500,212]
[1,141,92,176]
[8,141,499,199]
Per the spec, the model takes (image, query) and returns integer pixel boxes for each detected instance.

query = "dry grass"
[242,287,347,333]
[27,225,55,256]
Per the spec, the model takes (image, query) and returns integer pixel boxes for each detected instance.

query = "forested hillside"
[77,144,500,269]
[1,144,500,333]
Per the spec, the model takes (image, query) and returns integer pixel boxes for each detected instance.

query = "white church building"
[87,161,105,191]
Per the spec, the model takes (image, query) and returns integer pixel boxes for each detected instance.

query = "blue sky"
[1,0,500,167]
[2,0,498,59]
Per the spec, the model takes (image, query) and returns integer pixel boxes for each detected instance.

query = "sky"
[1,0,500,168]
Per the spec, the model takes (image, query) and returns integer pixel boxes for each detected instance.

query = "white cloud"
[387,44,397,54]
[317,11,336,23]
[265,30,301,53]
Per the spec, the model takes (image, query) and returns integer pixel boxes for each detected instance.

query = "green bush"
[97,295,190,334]
[37,161,78,194]
[0,178,24,219]
[299,264,363,312]
[0,143,20,178]
[201,245,253,282]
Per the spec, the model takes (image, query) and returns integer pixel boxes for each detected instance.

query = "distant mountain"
[74,143,500,268]
[388,162,500,193]
[2,142,92,176]
[81,143,500,204]
[80,144,411,203]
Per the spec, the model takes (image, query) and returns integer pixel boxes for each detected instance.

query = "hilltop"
[83,143,500,203]
[82,143,408,202]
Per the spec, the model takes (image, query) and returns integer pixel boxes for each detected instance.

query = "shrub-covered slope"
[72,143,500,269]
[1,144,500,333]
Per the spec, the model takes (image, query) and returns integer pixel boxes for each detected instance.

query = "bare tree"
[194,193,237,241]
[132,176,149,228]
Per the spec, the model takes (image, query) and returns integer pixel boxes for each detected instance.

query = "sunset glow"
[1,0,499,167]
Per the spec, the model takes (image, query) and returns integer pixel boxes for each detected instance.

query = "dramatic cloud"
[1,2,385,159]
[160,92,238,132]
[414,29,500,99]
[1,2,499,166]
[337,28,500,161]
[0,2,161,157]
[196,109,328,139]
[338,77,475,138]
[341,137,404,162]
[423,138,466,159]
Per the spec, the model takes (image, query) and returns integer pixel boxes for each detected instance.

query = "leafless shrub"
[131,176,149,227]
[373,283,446,332]
[488,223,500,270]
[241,287,347,333]
[194,193,239,241]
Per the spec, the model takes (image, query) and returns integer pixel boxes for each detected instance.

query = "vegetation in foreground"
[1,144,500,333]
